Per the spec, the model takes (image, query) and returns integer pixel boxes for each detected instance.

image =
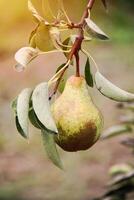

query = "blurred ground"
[0,1,134,200]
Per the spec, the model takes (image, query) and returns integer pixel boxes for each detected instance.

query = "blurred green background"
[0,0,134,200]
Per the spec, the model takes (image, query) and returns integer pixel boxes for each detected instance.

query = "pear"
[51,76,103,152]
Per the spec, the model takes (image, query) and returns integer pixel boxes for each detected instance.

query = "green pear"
[51,76,103,152]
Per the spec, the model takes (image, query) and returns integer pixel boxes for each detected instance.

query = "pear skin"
[51,76,103,152]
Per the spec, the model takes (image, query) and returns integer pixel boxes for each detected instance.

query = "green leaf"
[101,124,133,140]
[17,88,32,139]
[41,129,63,169]
[56,63,67,93]
[85,18,109,40]
[15,116,27,139]
[84,58,94,87]
[62,37,71,58]
[35,23,55,52]
[11,98,17,114]
[95,71,134,102]
[32,82,58,134]
[29,108,41,129]
[12,98,27,138]
[29,27,39,48]
[49,27,62,50]
[28,0,44,22]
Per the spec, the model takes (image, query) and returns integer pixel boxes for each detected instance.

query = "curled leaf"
[49,27,62,50]
[11,98,17,114]
[32,82,58,134]
[17,88,32,138]
[41,129,63,169]
[85,18,109,40]
[29,101,41,129]
[35,23,55,52]
[28,0,44,22]
[85,58,94,87]
[119,115,134,125]
[95,71,134,102]
[109,164,133,177]
[15,47,39,70]
[101,124,132,140]
[15,116,27,139]
[55,63,67,93]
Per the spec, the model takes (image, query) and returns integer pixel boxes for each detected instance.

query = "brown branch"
[49,0,96,99]
[68,0,96,64]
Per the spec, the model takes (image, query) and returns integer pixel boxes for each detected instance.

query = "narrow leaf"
[17,88,32,138]
[95,71,134,102]
[41,129,63,169]
[15,47,39,70]
[121,138,134,149]
[35,23,55,52]
[11,98,17,114]
[15,116,27,139]
[28,0,44,22]
[55,63,67,93]
[85,58,94,87]
[101,125,132,139]
[29,108,41,129]
[12,98,26,138]
[62,37,71,59]
[85,18,109,40]
[109,164,132,177]
[49,27,62,50]
[119,115,134,125]
[32,82,58,134]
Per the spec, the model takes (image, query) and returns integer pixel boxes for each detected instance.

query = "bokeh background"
[0,0,134,199]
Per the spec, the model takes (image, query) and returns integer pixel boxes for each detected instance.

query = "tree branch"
[49,0,96,98]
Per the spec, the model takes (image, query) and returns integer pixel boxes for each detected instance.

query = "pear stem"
[75,52,80,77]
[49,0,96,99]
[68,0,96,75]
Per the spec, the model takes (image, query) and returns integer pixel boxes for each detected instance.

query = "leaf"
[11,98,17,114]
[101,125,132,140]
[12,98,26,138]
[32,82,58,134]
[42,0,57,22]
[49,27,62,50]
[29,108,41,129]
[62,37,71,59]
[35,23,55,52]
[17,88,32,138]
[41,129,63,169]
[121,138,134,149]
[119,115,134,125]
[15,116,27,139]
[85,18,109,40]
[14,47,39,70]
[56,63,67,93]
[109,164,132,177]
[95,71,134,102]
[84,58,94,87]
[28,0,44,22]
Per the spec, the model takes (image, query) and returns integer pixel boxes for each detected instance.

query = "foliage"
[12,0,134,169]
[93,102,134,200]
